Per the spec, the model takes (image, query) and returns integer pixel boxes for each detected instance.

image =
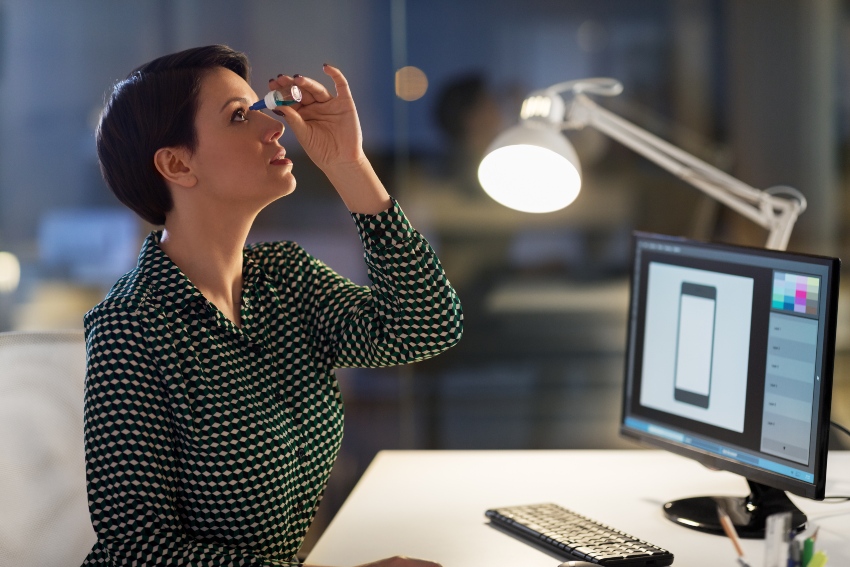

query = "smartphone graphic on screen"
[673,282,717,408]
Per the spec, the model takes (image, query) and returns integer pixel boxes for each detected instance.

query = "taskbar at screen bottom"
[623,416,815,484]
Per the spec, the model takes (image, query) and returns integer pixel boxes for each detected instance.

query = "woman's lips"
[270,150,291,165]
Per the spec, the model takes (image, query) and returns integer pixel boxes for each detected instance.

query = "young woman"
[83,45,462,566]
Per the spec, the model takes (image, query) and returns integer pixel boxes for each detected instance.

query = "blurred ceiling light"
[0,251,21,293]
[477,78,806,250]
[395,66,429,101]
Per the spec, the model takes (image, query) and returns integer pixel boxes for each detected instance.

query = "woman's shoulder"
[84,266,150,329]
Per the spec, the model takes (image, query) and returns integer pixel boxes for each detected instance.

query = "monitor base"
[662,479,807,539]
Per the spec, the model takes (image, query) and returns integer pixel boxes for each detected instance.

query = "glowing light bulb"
[0,251,21,293]
[478,123,582,213]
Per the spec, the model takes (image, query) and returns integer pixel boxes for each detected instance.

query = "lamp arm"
[560,93,805,251]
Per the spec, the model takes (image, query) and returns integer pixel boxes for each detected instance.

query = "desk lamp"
[479,79,839,541]
[477,78,806,251]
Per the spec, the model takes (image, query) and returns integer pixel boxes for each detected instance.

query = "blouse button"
[249,343,262,355]
[297,448,306,461]
[274,391,284,402]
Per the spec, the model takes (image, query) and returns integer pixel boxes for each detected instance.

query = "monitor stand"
[662,479,807,539]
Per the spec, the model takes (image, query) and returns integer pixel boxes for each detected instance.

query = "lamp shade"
[0,252,20,293]
[477,122,582,213]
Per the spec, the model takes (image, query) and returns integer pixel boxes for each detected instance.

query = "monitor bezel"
[619,231,839,501]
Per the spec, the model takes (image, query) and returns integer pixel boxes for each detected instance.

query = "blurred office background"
[1,0,850,555]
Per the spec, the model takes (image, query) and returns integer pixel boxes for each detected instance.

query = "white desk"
[307,450,850,567]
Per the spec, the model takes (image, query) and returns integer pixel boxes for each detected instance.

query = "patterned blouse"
[81,201,463,566]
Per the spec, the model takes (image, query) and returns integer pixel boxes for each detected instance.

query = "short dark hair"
[96,45,250,225]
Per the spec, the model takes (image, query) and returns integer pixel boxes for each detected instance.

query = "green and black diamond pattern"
[81,200,463,566]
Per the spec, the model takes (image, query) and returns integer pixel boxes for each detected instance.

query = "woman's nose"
[258,112,284,142]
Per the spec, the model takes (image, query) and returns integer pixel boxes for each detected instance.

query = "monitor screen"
[620,232,840,536]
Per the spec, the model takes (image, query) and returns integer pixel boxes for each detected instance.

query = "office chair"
[0,330,96,567]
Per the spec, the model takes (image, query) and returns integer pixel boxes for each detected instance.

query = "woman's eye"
[231,108,248,122]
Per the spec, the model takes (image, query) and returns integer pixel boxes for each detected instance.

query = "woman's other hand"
[353,556,443,567]
[304,557,440,567]
[271,65,364,175]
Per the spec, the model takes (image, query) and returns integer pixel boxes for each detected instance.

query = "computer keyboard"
[485,503,675,566]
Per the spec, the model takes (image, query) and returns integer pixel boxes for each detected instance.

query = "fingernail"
[322,63,330,67]
[269,78,275,83]
[273,109,284,116]
[293,74,303,79]
[277,74,284,78]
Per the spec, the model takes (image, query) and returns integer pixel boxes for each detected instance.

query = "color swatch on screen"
[772,272,819,315]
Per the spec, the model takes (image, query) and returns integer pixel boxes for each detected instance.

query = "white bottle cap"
[264,90,284,108]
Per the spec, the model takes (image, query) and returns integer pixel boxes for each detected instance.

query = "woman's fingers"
[322,63,353,100]
[264,65,349,110]
[266,74,322,107]
[275,103,302,127]
[291,73,333,103]
[265,64,365,171]
[268,75,293,93]
[266,75,308,107]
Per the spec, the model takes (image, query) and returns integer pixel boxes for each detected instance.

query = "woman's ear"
[153,147,198,188]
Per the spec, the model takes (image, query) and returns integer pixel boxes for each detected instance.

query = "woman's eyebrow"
[220,96,250,112]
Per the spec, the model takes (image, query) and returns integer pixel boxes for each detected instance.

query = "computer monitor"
[620,232,840,538]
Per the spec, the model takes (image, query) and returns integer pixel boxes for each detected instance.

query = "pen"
[789,537,801,567]
[802,537,815,567]
[717,503,751,567]
[800,525,819,567]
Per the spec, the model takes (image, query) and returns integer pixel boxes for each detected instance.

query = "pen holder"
[763,512,791,567]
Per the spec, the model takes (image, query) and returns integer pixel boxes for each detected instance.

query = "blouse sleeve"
[83,305,281,566]
[287,199,463,368]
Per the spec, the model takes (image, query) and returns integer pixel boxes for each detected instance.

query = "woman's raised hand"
[267,64,391,215]
[270,65,365,175]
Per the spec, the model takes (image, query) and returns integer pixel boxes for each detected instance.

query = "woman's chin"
[280,178,296,196]
[268,173,296,196]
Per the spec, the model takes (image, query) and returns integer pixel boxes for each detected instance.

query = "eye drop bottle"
[250,85,302,111]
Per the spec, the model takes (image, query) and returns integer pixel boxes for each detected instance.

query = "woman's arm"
[267,65,462,368]
[271,200,462,369]
[83,305,285,566]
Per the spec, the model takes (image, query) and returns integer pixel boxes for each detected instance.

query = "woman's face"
[187,66,295,209]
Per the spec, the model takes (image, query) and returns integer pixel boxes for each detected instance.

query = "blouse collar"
[135,231,265,318]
